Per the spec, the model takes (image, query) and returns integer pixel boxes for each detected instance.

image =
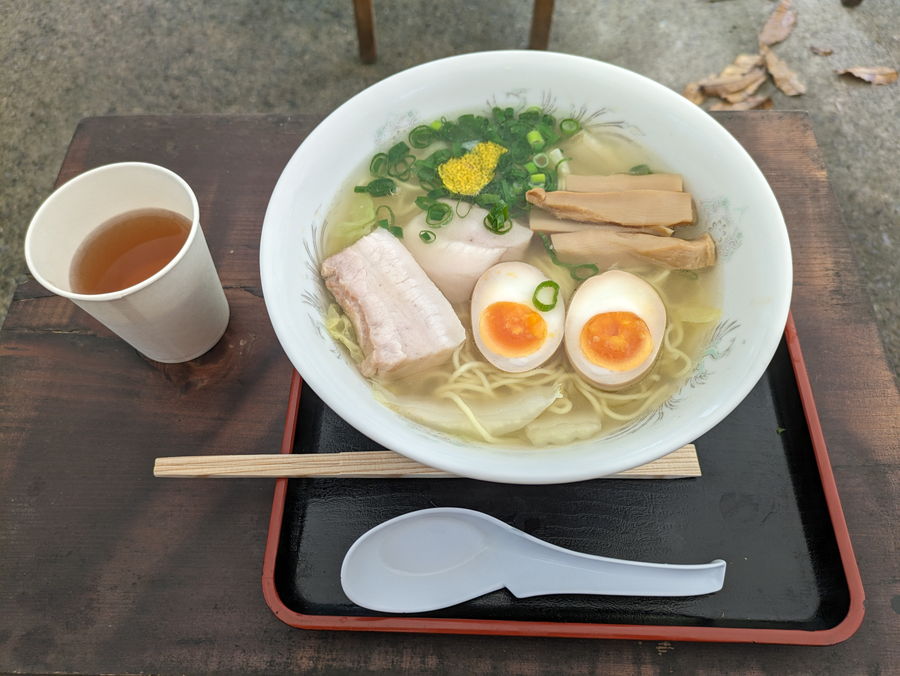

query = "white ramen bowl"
[260,51,791,484]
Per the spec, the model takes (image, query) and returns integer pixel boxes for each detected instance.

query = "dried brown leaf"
[682,82,706,105]
[837,66,898,85]
[699,54,767,97]
[722,69,768,103]
[733,53,765,71]
[701,67,767,96]
[761,45,806,95]
[810,45,833,56]
[709,96,774,111]
[759,0,797,46]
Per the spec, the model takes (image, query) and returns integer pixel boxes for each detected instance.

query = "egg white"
[564,270,666,390]
[471,261,565,373]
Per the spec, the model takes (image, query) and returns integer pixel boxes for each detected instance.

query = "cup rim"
[24,161,200,302]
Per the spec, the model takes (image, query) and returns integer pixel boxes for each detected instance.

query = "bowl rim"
[260,50,792,484]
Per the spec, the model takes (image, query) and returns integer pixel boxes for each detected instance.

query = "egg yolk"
[480,301,548,357]
[580,311,653,371]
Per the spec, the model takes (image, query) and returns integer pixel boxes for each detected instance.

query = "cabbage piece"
[324,304,364,363]
[377,385,562,439]
[324,192,376,256]
[525,411,603,446]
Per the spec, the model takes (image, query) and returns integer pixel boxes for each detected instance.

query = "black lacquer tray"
[262,317,864,643]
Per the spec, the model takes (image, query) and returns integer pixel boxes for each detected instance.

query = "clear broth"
[322,128,720,445]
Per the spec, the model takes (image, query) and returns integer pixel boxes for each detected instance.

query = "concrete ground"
[2,0,897,383]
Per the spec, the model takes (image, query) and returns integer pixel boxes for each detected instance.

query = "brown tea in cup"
[69,208,191,295]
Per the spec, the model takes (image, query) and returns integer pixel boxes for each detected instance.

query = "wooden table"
[1,114,897,674]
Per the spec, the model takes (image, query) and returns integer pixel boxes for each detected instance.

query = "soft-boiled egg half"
[471,262,565,373]
[565,270,666,391]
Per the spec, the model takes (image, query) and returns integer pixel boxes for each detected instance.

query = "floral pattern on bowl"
[261,51,791,484]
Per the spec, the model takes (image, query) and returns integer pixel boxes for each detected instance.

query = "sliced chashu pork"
[321,228,466,380]
[403,201,532,303]
[551,229,716,270]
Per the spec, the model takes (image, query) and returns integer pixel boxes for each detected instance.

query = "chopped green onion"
[387,141,410,163]
[475,192,501,208]
[385,141,416,180]
[375,204,395,225]
[484,203,512,234]
[426,202,452,226]
[376,219,403,238]
[548,148,569,172]
[532,280,560,312]
[538,233,559,262]
[388,155,416,180]
[559,118,580,136]
[359,107,595,229]
[408,125,436,149]
[455,200,473,218]
[419,230,436,243]
[526,129,545,151]
[369,153,388,176]
[570,263,599,280]
[628,164,652,175]
[538,233,599,281]
[354,177,396,197]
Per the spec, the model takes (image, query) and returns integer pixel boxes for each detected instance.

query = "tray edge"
[260,313,866,644]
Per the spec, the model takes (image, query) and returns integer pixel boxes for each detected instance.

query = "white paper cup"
[24,162,230,363]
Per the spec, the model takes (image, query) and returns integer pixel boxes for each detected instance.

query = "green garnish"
[359,107,584,225]
[374,204,401,237]
[379,222,402,237]
[419,230,436,243]
[538,233,599,281]
[408,125,437,149]
[526,129,545,151]
[369,153,388,176]
[386,141,416,180]
[475,192,501,208]
[529,173,546,185]
[483,203,512,234]
[354,177,396,197]
[628,164,652,175]
[560,118,580,136]
[532,280,560,311]
[455,200,473,218]
[569,264,598,281]
[375,204,395,224]
[377,220,403,238]
[426,202,452,226]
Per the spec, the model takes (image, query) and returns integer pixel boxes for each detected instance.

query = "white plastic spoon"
[341,507,726,613]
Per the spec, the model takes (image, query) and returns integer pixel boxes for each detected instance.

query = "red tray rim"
[260,312,865,644]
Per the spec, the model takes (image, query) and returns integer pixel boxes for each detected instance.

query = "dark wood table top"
[1,113,897,674]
